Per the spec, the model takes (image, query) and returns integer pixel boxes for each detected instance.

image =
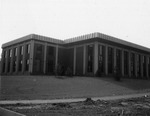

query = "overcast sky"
[0,0,150,58]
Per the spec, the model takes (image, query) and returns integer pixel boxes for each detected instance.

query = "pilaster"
[94,42,98,75]
[73,46,76,75]
[128,52,131,77]
[43,43,47,74]
[105,46,108,75]
[29,40,34,74]
[83,45,86,75]
[121,50,124,76]
[55,45,58,72]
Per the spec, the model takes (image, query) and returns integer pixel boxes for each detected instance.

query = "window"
[14,47,17,56]
[19,60,22,71]
[137,54,140,77]
[131,53,135,76]
[98,45,105,73]
[149,57,150,77]
[20,46,23,55]
[108,47,113,74]
[87,45,93,73]
[8,49,12,57]
[4,51,7,58]
[27,44,30,54]
[116,49,121,72]
[13,61,16,72]
[143,56,146,77]
[124,51,128,75]
[25,59,29,71]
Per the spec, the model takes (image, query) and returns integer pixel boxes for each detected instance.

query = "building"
[0,32,150,79]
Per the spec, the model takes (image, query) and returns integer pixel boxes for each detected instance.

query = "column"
[140,55,143,78]
[43,43,47,74]
[94,42,98,75]
[10,49,14,73]
[113,48,116,69]
[22,44,26,73]
[134,54,138,78]
[16,46,20,73]
[5,49,8,74]
[121,50,124,77]
[55,45,58,72]
[29,40,34,74]
[146,56,149,79]
[83,45,86,75]
[128,52,131,77]
[73,46,76,75]
[105,46,108,75]
[0,50,5,74]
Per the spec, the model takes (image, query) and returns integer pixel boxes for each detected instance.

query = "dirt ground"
[1,76,150,100]
[1,96,150,116]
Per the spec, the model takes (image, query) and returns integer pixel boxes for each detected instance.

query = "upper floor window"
[27,44,30,54]
[9,49,12,57]
[20,46,23,55]
[4,51,7,58]
[14,47,17,56]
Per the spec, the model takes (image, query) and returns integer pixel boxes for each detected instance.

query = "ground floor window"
[13,60,16,72]
[143,56,146,77]
[137,54,140,77]
[18,59,22,71]
[131,53,135,76]
[7,61,11,72]
[149,57,150,77]
[124,51,128,75]
[87,45,93,73]
[46,46,55,74]
[33,43,44,74]
[25,59,29,71]
[108,47,113,74]
[98,45,105,73]
[2,61,5,73]
[116,49,121,73]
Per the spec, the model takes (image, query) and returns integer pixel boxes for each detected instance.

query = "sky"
[0,0,150,58]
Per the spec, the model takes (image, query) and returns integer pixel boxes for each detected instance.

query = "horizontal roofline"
[2,34,64,48]
[65,32,150,53]
[2,32,150,53]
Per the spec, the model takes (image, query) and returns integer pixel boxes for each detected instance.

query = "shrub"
[65,67,73,77]
[55,64,65,76]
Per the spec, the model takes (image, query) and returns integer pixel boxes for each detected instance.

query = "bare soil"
[1,96,150,116]
[1,76,150,100]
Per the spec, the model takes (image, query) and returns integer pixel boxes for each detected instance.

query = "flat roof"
[65,32,150,53]
[2,34,64,48]
[2,32,150,53]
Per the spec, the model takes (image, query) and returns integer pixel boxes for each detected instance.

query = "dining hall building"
[0,32,150,79]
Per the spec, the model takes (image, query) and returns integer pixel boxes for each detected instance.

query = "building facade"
[1,32,150,79]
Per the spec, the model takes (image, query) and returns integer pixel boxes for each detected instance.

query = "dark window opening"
[116,49,121,73]
[149,57,150,77]
[143,56,146,77]
[13,61,16,72]
[25,59,29,71]
[19,60,22,71]
[124,51,128,75]
[2,62,5,73]
[8,61,10,72]
[98,45,105,73]
[46,46,55,74]
[131,53,135,76]
[137,54,140,77]
[87,45,93,73]
[108,47,113,74]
